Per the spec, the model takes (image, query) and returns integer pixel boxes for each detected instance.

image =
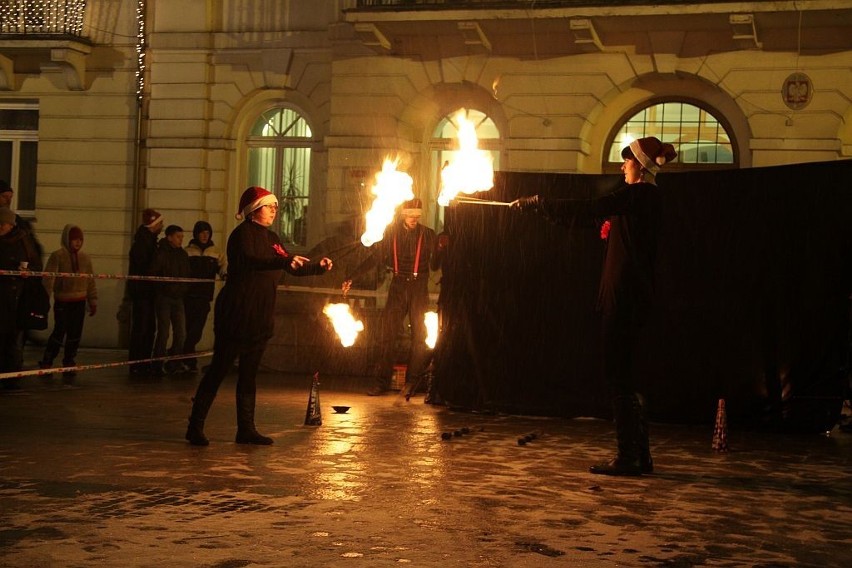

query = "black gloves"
[510,195,541,211]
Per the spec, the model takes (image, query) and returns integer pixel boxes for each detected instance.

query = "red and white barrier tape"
[0,269,215,283]
[0,351,213,380]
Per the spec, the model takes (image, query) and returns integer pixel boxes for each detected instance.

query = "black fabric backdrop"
[431,160,852,430]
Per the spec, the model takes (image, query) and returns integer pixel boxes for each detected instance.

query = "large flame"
[360,157,414,247]
[437,110,494,206]
[424,311,439,349]
[324,303,364,348]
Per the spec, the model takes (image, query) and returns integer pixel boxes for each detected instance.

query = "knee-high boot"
[590,394,642,476]
[235,392,273,445]
[636,393,653,473]
[185,390,216,446]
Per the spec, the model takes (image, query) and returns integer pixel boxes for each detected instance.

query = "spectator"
[39,224,97,385]
[127,208,163,375]
[184,221,226,373]
[149,224,191,376]
[0,206,42,390]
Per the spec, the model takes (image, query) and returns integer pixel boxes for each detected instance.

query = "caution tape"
[0,351,214,381]
[0,269,215,283]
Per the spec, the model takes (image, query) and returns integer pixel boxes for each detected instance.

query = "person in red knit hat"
[511,136,677,476]
[185,186,333,446]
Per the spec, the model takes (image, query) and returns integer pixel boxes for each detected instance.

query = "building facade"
[1,0,850,349]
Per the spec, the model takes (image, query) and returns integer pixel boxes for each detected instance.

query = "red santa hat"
[236,186,278,220]
[401,198,423,216]
[621,136,678,175]
[142,208,163,228]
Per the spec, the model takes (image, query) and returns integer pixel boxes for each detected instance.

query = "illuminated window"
[605,101,736,169]
[0,103,39,214]
[246,107,315,247]
[430,108,500,228]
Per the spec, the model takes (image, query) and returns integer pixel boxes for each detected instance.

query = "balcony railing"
[0,0,87,37]
[353,0,746,8]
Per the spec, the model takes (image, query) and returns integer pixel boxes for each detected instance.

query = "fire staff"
[343,198,444,396]
[511,136,677,476]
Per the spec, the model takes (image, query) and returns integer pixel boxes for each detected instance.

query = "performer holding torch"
[343,198,445,396]
[511,136,676,476]
[185,186,333,446]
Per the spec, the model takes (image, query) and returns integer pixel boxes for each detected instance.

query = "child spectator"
[150,225,191,376]
[184,221,226,373]
[39,224,97,385]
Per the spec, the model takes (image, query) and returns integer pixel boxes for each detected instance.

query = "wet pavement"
[1,349,850,567]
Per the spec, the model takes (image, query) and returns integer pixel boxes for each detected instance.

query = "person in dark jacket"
[511,136,677,476]
[0,206,43,390]
[342,198,443,396]
[150,225,191,376]
[184,220,225,373]
[127,208,164,375]
[185,186,333,446]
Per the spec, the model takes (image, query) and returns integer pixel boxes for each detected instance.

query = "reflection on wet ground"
[1,363,850,567]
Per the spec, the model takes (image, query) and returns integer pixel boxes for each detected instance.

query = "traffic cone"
[304,372,322,426]
[712,398,728,452]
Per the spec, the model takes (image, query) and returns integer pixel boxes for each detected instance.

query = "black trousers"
[600,307,641,398]
[43,300,86,365]
[183,296,211,369]
[129,295,156,371]
[375,275,431,388]
[192,337,266,403]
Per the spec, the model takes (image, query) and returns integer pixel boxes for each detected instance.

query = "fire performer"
[343,198,444,396]
[511,136,676,476]
[185,186,333,446]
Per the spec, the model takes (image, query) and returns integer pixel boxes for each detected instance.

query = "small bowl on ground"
[331,405,351,414]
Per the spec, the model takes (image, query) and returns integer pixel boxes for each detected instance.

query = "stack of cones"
[304,372,322,426]
[712,398,728,452]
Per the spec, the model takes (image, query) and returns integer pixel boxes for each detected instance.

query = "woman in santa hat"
[511,136,677,476]
[185,186,333,446]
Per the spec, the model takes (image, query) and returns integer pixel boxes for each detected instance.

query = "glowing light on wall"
[0,0,86,35]
[136,0,146,102]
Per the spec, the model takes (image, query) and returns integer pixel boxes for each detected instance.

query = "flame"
[324,303,364,348]
[360,157,414,247]
[424,311,439,349]
[437,110,494,206]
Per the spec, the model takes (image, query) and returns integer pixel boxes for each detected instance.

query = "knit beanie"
[236,186,277,220]
[621,137,678,175]
[142,208,163,228]
[401,198,423,216]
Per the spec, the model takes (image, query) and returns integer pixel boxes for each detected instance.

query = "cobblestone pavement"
[1,351,850,567]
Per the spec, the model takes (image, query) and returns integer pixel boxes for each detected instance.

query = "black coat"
[127,225,159,300]
[213,220,327,346]
[533,182,661,315]
[0,226,43,334]
[149,238,191,299]
[347,220,439,281]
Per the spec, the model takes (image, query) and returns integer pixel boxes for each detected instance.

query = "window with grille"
[605,101,736,170]
[246,107,315,247]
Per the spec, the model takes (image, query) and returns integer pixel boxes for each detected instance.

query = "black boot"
[185,390,216,446]
[636,393,653,474]
[235,393,273,445]
[590,394,643,476]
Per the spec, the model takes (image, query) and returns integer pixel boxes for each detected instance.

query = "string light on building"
[0,0,86,35]
[136,0,146,102]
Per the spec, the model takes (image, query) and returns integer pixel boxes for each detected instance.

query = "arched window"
[429,108,500,228]
[605,101,737,171]
[246,106,316,247]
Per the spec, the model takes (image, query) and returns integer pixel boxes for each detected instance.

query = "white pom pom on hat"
[236,186,278,220]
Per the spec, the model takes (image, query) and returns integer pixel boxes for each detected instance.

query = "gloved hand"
[510,195,541,211]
